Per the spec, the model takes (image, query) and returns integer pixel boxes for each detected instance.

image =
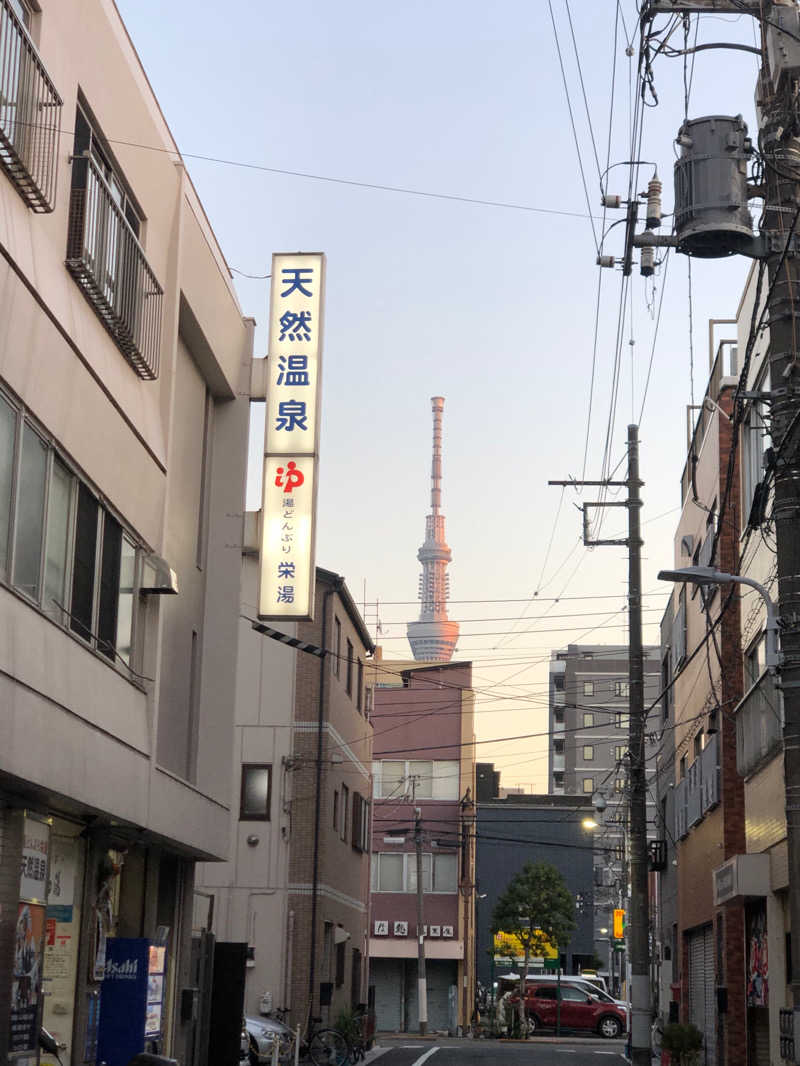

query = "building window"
[373,760,459,801]
[583,712,594,727]
[432,853,458,893]
[694,731,704,758]
[332,615,341,676]
[0,392,143,670]
[615,712,629,730]
[240,764,272,820]
[372,853,403,892]
[583,652,593,660]
[0,0,62,212]
[351,792,369,853]
[679,755,687,780]
[372,853,456,893]
[614,681,630,697]
[582,777,594,794]
[583,681,594,696]
[340,784,349,842]
[346,639,353,695]
[335,941,345,988]
[742,380,770,518]
[553,739,565,755]
[614,777,625,794]
[583,745,594,761]
[66,104,162,379]
[615,746,626,762]
[553,771,564,789]
[357,661,363,712]
[554,710,564,726]
[553,674,565,691]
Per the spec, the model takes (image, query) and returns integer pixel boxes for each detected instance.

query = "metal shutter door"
[372,958,403,1032]
[688,928,716,1066]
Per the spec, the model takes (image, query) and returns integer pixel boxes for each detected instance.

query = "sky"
[115,0,762,789]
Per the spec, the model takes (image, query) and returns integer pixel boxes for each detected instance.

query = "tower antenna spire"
[407,397,459,661]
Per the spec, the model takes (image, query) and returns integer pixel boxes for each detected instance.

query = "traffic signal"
[613,908,625,939]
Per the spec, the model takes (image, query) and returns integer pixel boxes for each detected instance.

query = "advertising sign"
[97,938,150,1066]
[10,902,46,1053]
[259,252,325,621]
[20,816,49,903]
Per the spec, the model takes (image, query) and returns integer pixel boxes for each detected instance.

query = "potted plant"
[661,1022,704,1066]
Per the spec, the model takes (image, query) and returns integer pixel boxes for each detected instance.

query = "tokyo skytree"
[407,397,459,662]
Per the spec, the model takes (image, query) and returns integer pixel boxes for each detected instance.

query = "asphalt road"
[368,1037,628,1066]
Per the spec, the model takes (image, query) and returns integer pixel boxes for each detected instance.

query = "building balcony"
[66,153,163,379]
[553,690,565,707]
[736,671,783,778]
[553,716,565,734]
[552,752,565,772]
[0,0,62,212]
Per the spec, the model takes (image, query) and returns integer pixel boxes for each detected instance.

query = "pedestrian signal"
[613,908,625,939]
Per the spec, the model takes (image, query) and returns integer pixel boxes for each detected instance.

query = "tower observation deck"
[407,397,459,662]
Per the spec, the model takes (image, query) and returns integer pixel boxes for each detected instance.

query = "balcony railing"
[0,0,62,211]
[736,671,783,778]
[66,153,162,380]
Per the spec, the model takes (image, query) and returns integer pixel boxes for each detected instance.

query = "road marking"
[410,1049,440,1066]
[556,1050,577,1054]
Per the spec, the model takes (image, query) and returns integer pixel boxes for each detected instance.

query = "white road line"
[556,1050,577,1054]
[411,1048,440,1066]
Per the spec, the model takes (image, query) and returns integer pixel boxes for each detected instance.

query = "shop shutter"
[372,958,403,1032]
[688,927,716,1066]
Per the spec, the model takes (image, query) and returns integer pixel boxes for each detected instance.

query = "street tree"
[491,861,576,1033]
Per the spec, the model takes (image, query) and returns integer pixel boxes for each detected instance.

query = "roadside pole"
[415,807,428,1035]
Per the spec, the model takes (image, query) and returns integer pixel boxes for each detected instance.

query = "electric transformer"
[673,115,753,258]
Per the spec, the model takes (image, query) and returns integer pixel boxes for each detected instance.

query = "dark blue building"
[475,789,596,990]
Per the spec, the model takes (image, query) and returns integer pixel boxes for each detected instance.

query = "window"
[554,710,564,726]
[335,941,345,988]
[0,0,62,212]
[433,853,458,893]
[66,104,162,379]
[561,986,590,1002]
[351,792,369,853]
[333,616,341,676]
[583,652,594,660]
[614,681,630,698]
[333,790,339,832]
[340,784,349,842]
[373,853,403,892]
[614,777,625,794]
[240,764,272,820]
[615,712,629,730]
[357,661,363,712]
[534,987,557,1001]
[553,675,565,691]
[583,681,594,696]
[694,731,704,758]
[615,745,626,762]
[553,739,565,754]
[553,771,564,788]
[0,394,142,668]
[679,755,687,780]
[372,853,457,893]
[745,634,766,690]
[742,380,771,517]
[373,760,459,801]
[583,712,594,728]
[582,777,594,794]
[582,746,594,761]
[346,639,353,695]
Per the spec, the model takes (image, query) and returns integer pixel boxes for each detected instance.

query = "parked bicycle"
[268,1009,349,1066]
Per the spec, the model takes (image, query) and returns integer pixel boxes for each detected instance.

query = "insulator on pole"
[597,254,616,268]
[640,245,655,277]
[602,194,622,209]
[646,174,662,229]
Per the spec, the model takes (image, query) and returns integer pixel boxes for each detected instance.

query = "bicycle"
[270,1009,349,1066]
[347,1005,375,1063]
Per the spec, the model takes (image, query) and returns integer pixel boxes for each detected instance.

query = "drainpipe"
[307,578,341,1026]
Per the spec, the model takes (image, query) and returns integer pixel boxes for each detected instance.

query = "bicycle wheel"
[307,1027,349,1066]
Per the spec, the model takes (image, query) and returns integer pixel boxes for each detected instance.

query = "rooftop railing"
[0,0,62,211]
[66,153,162,380]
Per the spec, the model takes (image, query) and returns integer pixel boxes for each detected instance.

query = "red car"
[516,981,627,1038]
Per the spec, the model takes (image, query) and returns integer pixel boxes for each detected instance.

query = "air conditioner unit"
[374,921,388,936]
[393,921,408,937]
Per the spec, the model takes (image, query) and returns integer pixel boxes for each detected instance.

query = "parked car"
[523,974,625,1011]
[514,981,627,1038]
[243,1015,294,1065]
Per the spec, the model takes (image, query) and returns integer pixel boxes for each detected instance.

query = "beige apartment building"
[197,563,375,1031]
[0,0,254,1062]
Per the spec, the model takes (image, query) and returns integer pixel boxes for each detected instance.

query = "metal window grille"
[0,0,61,211]
[66,152,162,379]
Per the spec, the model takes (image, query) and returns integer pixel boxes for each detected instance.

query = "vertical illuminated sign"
[259,252,325,620]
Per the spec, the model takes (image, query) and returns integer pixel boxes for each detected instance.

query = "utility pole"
[549,423,649,1066]
[627,1,800,1058]
[415,806,428,1036]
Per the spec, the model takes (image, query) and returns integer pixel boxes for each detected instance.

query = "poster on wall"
[10,902,46,1053]
[20,816,50,903]
[746,905,769,1007]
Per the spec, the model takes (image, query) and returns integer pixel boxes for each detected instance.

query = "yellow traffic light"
[613,908,625,939]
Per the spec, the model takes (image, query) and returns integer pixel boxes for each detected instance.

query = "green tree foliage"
[491,862,576,1033]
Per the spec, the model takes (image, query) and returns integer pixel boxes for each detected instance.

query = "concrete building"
[547,644,661,964]
[474,782,595,991]
[0,0,253,1061]
[368,658,475,1033]
[196,565,375,1031]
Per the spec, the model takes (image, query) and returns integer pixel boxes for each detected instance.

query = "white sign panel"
[259,252,325,620]
[20,816,50,903]
[260,456,317,618]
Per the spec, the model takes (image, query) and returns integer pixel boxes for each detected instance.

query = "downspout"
[307,578,341,1025]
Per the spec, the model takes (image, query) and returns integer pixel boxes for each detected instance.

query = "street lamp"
[657,565,781,670]
[582,817,599,830]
